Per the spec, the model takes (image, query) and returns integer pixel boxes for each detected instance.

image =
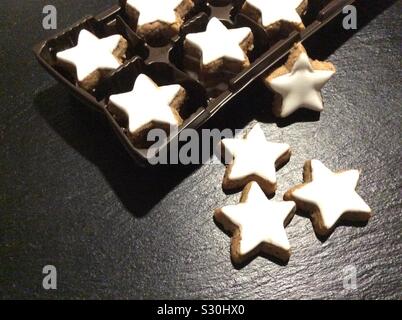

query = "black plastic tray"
[34,0,356,166]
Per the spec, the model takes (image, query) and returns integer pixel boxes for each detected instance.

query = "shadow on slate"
[304,0,398,61]
[34,86,201,218]
[33,0,397,218]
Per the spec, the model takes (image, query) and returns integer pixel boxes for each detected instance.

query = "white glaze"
[109,74,182,133]
[245,0,304,27]
[220,182,295,255]
[268,52,335,117]
[56,29,123,82]
[221,124,290,184]
[185,17,252,66]
[127,0,184,26]
[292,160,372,230]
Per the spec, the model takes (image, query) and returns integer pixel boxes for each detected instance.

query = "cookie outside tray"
[220,123,291,195]
[284,160,372,238]
[183,17,254,82]
[263,43,336,118]
[241,0,309,36]
[215,181,296,264]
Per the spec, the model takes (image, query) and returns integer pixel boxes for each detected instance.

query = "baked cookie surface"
[285,160,372,237]
[264,43,335,118]
[184,17,254,78]
[126,0,194,44]
[215,181,296,264]
[56,29,127,90]
[221,123,291,195]
[241,0,308,34]
[108,74,185,148]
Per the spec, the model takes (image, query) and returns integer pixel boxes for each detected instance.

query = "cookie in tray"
[56,29,128,91]
[107,73,187,148]
[241,0,309,36]
[183,17,254,83]
[125,0,195,45]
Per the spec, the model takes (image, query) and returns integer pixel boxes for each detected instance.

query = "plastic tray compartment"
[34,0,356,165]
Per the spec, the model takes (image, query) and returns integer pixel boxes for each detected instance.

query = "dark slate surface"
[0,0,401,299]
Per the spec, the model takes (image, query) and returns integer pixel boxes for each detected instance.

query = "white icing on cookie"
[127,0,184,26]
[291,160,371,230]
[268,52,335,117]
[56,29,123,82]
[220,182,295,255]
[185,17,252,66]
[221,124,290,184]
[109,74,182,133]
[245,0,304,27]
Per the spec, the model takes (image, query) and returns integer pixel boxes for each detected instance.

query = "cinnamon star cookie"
[184,17,254,77]
[241,0,308,35]
[108,74,185,148]
[284,160,372,237]
[220,124,291,195]
[264,43,335,118]
[56,29,127,90]
[215,181,296,264]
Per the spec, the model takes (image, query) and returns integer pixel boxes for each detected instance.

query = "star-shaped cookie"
[220,123,291,194]
[126,0,194,41]
[108,74,185,147]
[215,181,296,264]
[127,0,186,26]
[284,160,372,237]
[184,17,253,74]
[56,29,127,90]
[264,43,336,118]
[241,0,308,33]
